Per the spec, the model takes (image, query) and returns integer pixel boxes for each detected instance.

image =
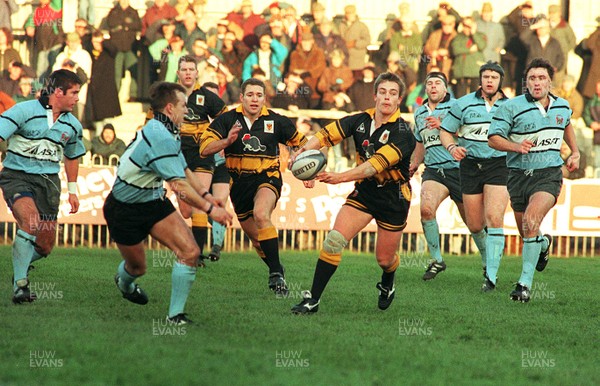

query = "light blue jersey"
[489,92,571,170]
[414,94,459,169]
[0,98,86,174]
[111,114,187,203]
[441,89,508,160]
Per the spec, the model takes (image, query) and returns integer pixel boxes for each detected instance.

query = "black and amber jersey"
[200,105,307,175]
[316,108,415,186]
[145,83,227,140]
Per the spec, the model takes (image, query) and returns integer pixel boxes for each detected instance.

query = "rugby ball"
[291,150,327,181]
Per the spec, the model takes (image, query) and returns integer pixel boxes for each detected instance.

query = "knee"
[128,261,147,276]
[377,254,398,271]
[179,244,201,266]
[322,230,348,254]
[486,214,505,229]
[420,205,436,221]
[35,243,53,257]
[253,210,270,228]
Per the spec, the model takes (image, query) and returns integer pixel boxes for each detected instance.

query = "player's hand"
[409,162,419,177]
[209,206,233,226]
[566,152,580,172]
[227,121,243,145]
[288,147,308,167]
[450,146,467,161]
[316,171,343,184]
[68,194,79,214]
[518,140,534,154]
[212,197,226,208]
[303,180,315,188]
[425,116,442,130]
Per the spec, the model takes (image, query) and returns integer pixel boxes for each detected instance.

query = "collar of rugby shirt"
[153,111,180,135]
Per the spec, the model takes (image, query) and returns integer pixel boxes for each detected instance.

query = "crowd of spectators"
[0,0,599,176]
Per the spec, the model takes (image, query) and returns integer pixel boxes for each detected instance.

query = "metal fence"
[1,222,598,257]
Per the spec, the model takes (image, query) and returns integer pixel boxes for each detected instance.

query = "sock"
[169,262,197,318]
[540,233,549,252]
[258,226,281,274]
[381,254,399,288]
[13,229,36,290]
[255,246,270,267]
[520,237,542,288]
[310,256,339,301]
[422,219,443,262]
[30,250,47,264]
[472,229,488,268]
[191,213,208,254]
[117,260,137,294]
[212,221,226,248]
[485,228,505,284]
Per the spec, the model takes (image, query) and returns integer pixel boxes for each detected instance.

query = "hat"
[268,2,279,9]
[103,123,115,132]
[479,60,505,79]
[217,19,229,26]
[548,5,561,15]
[482,2,492,13]
[330,49,345,60]
[311,2,325,12]
[301,31,314,41]
[425,71,448,88]
[385,14,396,22]
[66,32,80,43]
[344,5,356,14]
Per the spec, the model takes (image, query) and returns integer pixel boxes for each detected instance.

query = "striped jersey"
[200,105,307,176]
[316,108,415,187]
[489,92,572,170]
[441,89,508,159]
[0,98,86,174]
[413,93,459,169]
[111,113,187,203]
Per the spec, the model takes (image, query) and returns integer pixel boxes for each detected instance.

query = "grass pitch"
[0,246,598,386]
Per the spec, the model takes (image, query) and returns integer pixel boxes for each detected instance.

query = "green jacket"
[450,32,486,79]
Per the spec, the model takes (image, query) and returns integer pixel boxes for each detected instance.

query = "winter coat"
[339,18,371,71]
[450,32,487,79]
[519,30,565,72]
[581,28,600,99]
[288,46,327,98]
[106,5,142,52]
[0,48,21,72]
[86,40,122,122]
[317,65,354,104]
[241,39,288,86]
[313,32,349,65]
[476,19,505,63]
[423,29,457,80]
[220,41,251,80]
[389,30,423,72]
[550,19,577,60]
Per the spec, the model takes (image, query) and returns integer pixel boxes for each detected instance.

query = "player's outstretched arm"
[200,124,242,157]
[184,168,224,207]
[317,161,377,185]
[168,178,232,225]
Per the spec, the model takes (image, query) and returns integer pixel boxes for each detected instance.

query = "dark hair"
[149,81,186,112]
[203,82,218,89]
[177,55,198,70]
[0,27,14,46]
[241,78,266,94]
[91,30,104,39]
[373,72,405,96]
[524,58,555,80]
[44,69,83,95]
[251,68,266,77]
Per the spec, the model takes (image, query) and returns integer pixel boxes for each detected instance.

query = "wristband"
[67,182,77,195]
[206,203,214,214]
[201,191,210,198]
[446,144,456,153]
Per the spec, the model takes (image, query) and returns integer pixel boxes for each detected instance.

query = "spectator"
[24,0,63,78]
[583,80,600,174]
[304,2,327,35]
[317,49,354,109]
[548,4,576,87]
[261,2,283,23]
[0,61,24,97]
[271,71,312,111]
[560,141,587,179]
[0,28,21,72]
[150,33,188,82]
[555,75,584,120]
[220,30,251,81]
[216,67,240,105]
[142,0,178,37]
[288,32,326,108]
[226,0,265,49]
[0,90,14,113]
[577,20,600,101]
[176,9,207,53]
[255,15,292,53]
[501,2,536,93]
[74,18,94,54]
[174,0,192,19]
[198,55,220,85]
[519,17,565,80]
[339,5,371,77]
[385,51,416,99]
[451,17,486,98]
[422,2,462,43]
[91,123,127,166]
[78,0,95,25]
[0,0,17,31]
[423,15,457,80]
[282,5,302,53]
[13,77,37,103]
[476,3,505,63]
[53,33,93,121]
[379,14,398,44]
[314,19,348,66]
[241,33,288,87]
[106,0,142,101]
[347,62,377,111]
[208,19,231,52]
[389,15,422,73]
[86,31,122,131]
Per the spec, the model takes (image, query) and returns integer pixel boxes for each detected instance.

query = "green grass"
[0,246,598,386]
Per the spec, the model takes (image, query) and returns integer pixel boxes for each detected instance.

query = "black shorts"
[422,167,463,203]
[181,135,215,173]
[345,180,411,232]
[507,167,563,213]
[212,162,230,184]
[0,168,60,220]
[229,171,282,222]
[103,193,176,246]
[460,156,508,195]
